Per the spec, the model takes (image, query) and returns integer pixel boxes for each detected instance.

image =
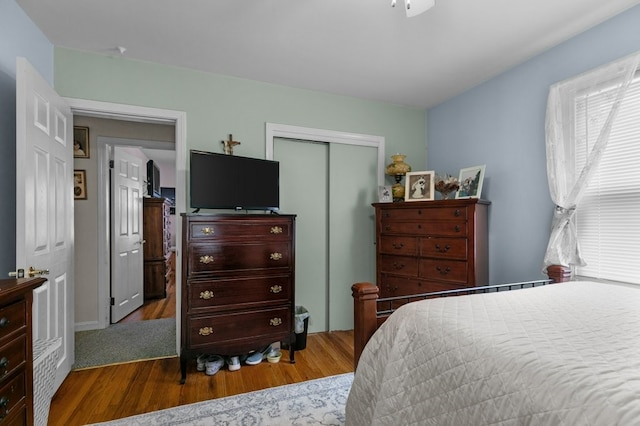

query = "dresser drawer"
[187,220,293,241]
[0,372,25,423]
[379,255,419,277]
[378,236,418,256]
[420,237,467,260]
[187,307,291,349]
[380,206,468,221]
[420,259,468,283]
[381,221,467,237]
[188,242,291,275]
[379,275,466,298]
[0,301,26,344]
[0,337,25,384]
[188,275,292,311]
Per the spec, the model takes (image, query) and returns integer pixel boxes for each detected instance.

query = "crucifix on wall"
[222,134,241,155]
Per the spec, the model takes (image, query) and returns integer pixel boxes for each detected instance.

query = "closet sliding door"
[275,137,377,332]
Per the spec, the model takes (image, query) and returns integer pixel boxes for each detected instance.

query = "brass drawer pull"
[270,252,283,261]
[392,242,404,249]
[0,317,8,329]
[392,262,405,270]
[270,226,283,234]
[270,285,283,293]
[435,244,451,253]
[454,225,461,233]
[201,227,214,235]
[0,357,8,374]
[199,255,215,264]
[454,209,461,217]
[436,266,451,275]
[270,317,282,326]
[199,290,214,300]
[199,327,214,336]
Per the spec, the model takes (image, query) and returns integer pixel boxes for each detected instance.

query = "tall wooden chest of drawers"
[373,199,489,299]
[180,214,296,383]
[143,197,171,299]
[0,278,46,426]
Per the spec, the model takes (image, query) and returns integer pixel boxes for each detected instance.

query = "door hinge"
[110,297,115,306]
[109,160,114,169]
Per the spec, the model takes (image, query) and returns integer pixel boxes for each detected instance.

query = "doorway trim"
[265,123,385,185]
[65,98,186,342]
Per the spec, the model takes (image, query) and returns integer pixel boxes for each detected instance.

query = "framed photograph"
[405,171,435,202]
[456,165,485,199]
[73,126,90,158]
[378,185,393,203]
[74,170,87,200]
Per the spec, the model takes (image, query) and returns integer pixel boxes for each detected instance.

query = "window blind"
[574,74,640,284]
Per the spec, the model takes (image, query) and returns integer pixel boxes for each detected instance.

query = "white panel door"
[16,57,74,391]
[110,147,144,323]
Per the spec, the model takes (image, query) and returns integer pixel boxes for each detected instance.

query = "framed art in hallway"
[405,171,435,201]
[73,126,90,158]
[456,165,485,199]
[74,170,87,200]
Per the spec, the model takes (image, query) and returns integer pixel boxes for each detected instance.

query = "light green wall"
[54,47,426,330]
[54,48,426,165]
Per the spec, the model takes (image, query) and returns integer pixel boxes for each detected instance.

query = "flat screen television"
[147,160,161,198]
[190,150,280,211]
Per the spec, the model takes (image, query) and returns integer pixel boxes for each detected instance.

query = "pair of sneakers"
[196,354,224,376]
[245,345,274,365]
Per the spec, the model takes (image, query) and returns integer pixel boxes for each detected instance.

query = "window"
[574,73,640,284]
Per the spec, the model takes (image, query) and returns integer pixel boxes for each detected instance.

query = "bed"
[347,270,640,425]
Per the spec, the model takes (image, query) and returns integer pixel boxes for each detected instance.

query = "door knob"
[28,266,50,277]
[137,239,147,245]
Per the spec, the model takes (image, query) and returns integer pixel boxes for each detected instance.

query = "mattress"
[346,281,640,425]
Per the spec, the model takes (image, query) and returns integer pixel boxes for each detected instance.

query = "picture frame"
[378,185,393,203]
[74,170,87,200]
[405,171,435,202]
[73,126,90,158]
[456,165,485,199]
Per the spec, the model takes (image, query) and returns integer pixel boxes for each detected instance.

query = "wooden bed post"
[352,282,379,370]
[547,265,572,283]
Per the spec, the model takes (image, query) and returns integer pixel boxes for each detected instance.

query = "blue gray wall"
[0,0,53,275]
[427,5,640,284]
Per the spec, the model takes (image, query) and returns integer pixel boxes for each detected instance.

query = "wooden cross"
[222,134,241,155]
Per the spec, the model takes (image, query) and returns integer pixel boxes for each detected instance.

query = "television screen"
[190,150,280,211]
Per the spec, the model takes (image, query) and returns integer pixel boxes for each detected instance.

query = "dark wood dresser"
[0,278,46,426]
[143,197,171,299]
[374,199,489,300]
[180,214,296,383]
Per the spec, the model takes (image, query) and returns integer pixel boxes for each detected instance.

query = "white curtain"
[542,52,640,272]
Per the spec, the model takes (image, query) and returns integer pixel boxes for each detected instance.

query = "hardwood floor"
[48,279,355,425]
[119,280,177,323]
[49,331,354,425]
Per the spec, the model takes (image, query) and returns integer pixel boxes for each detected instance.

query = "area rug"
[89,372,354,425]
[74,318,176,370]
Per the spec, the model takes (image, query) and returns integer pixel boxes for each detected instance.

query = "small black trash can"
[293,306,310,350]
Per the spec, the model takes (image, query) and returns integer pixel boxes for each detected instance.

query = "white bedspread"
[346,281,640,425]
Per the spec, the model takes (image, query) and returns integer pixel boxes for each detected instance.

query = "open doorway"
[67,99,186,344]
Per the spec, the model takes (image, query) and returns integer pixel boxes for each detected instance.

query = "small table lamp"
[385,154,411,202]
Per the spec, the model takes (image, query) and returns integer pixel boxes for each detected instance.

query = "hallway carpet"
[73,318,176,369]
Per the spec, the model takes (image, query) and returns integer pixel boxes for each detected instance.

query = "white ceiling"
[16,0,639,109]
